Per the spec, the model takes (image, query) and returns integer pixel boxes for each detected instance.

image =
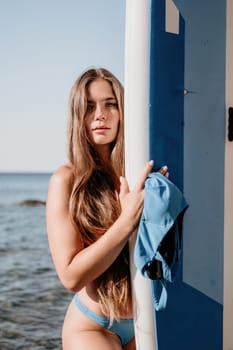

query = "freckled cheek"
[116,116,120,129]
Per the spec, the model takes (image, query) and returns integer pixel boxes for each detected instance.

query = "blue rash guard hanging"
[134,172,188,311]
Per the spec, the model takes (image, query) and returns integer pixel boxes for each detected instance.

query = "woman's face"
[84,78,120,156]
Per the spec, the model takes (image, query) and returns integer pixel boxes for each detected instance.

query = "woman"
[46,68,167,350]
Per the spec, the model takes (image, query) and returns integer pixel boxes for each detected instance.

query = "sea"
[0,173,72,350]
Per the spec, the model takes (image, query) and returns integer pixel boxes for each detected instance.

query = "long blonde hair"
[67,68,131,323]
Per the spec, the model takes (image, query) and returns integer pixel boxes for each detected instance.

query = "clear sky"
[0,0,125,172]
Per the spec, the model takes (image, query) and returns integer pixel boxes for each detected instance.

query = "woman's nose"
[94,104,106,120]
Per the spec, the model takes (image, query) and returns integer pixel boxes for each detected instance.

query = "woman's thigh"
[123,338,136,350]
[62,330,123,350]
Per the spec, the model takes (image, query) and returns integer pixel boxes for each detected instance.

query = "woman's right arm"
[46,161,154,292]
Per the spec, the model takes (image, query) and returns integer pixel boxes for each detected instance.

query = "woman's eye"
[86,104,95,112]
[106,102,118,109]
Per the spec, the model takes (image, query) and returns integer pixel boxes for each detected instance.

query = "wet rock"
[18,199,46,206]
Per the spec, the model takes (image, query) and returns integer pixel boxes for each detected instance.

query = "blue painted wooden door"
[148,0,223,349]
[149,0,184,191]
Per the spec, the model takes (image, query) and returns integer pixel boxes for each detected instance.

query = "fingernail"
[119,176,123,183]
[162,165,168,170]
[149,160,154,166]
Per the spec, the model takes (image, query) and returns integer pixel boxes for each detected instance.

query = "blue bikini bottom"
[73,293,134,346]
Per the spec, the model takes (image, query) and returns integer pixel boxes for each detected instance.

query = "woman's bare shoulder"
[49,164,74,192]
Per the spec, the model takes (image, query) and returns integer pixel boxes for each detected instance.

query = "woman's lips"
[92,126,110,130]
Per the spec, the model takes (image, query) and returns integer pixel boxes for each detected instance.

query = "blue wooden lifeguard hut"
[124,1,233,349]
